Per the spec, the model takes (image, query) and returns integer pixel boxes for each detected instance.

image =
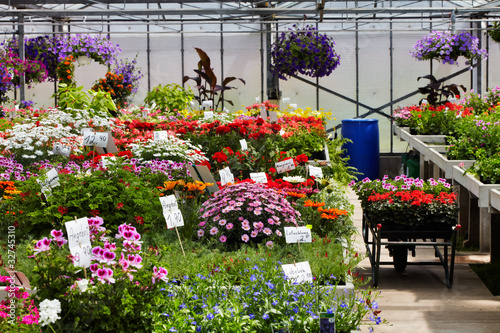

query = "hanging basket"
[489,22,500,43]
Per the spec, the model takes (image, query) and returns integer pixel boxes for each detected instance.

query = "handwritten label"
[289,103,297,110]
[239,139,248,151]
[308,165,323,179]
[142,111,148,118]
[219,167,235,186]
[154,131,169,142]
[281,261,313,284]
[53,142,71,157]
[83,131,97,146]
[275,159,296,174]
[204,111,214,119]
[94,132,109,148]
[37,168,60,196]
[284,227,312,243]
[250,172,268,184]
[255,96,260,103]
[159,195,184,229]
[279,129,285,136]
[65,217,92,268]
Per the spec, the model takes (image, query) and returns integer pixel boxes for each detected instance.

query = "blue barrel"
[341,119,380,180]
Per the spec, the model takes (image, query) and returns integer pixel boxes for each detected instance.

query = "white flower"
[35,150,44,156]
[283,176,306,183]
[39,299,62,327]
[76,279,89,292]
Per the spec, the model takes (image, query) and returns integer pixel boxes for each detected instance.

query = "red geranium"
[212,152,228,163]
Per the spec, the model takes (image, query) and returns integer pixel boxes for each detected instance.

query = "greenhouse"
[1,0,500,332]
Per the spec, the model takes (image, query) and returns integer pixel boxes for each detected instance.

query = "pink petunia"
[241,234,250,243]
[210,227,218,235]
[220,235,227,243]
[197,229,205,238]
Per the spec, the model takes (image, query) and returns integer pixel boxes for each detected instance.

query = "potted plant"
[350,175,458,228]
[411,30,488,65]
[270,24,340,80]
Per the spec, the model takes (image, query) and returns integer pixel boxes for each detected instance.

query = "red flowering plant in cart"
[350,175,458,227]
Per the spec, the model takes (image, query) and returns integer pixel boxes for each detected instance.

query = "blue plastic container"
[341,119,380,180]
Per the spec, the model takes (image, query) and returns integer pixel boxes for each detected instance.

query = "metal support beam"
[17,14,25,102]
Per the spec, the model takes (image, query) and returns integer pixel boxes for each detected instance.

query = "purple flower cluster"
[0,61,13,101]
[113,57,143,95]
[411,30,488,65]
[0,156,33,181]
[197,183,302,248]
[49,34,121,66]
[270,25,340,80]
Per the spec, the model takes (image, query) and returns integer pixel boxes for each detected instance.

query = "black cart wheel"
[392,246,408,272]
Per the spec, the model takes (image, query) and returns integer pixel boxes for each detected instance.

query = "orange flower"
[304,199,325,208]
[286,191,306,198]
[67,75,72,79]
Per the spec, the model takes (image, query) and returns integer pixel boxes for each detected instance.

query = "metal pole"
[220,1,224,111]
[18,14,25,102]
[147,2,151,92]
[390,0,394,153]
[316,21,319,111]
[355,9,359,117]
[260,23,264,103]
[181,3,185,89]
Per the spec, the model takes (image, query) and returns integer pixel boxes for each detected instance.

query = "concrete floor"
[348,189,500,333]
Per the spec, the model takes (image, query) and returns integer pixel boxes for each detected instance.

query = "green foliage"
[468,152,500,184]
[323,136,359,185]
[282,131,324,157]
[4,163,165,239]
[55,83,116,117]
[144,83,194,114]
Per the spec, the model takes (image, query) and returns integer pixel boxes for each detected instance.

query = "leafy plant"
[183,48,245,110]
[489,22,500,43]
[417,74,466,106]
[56,83,116,117]
[143,83,194,114]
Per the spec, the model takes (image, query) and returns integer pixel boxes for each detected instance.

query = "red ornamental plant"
[351,175,458,227]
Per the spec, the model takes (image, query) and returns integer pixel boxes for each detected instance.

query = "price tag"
[37,168,60,195]
[279,129,285,136]
[260,105,268,119]
[308,165,323,179]
[204,111,214,120]
[282,97,290,104]
[284,227,312,244]
[83,132,97,146]
[289,103,297,110]
[94,132,109,148]
[239,139,248,151]
[142,111,148,118]
[81,128,93,136]
[275,159,296,174]
[65,217,92,268]
[319,313,336,333]
[255,96,260,103]
[219,167,234,186]
[269,111,278,123]
[154,131,169,142]
[159,195,179,215]
[53,142,71,157]
[202,100,213,110]
[250,172,267,184]
[164,209,184,229]
[281,261,313,284]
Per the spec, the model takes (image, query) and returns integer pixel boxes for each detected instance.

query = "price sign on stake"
[308,165,323,179]
[281,261,313,284]
[284,227,312,244]
[65,217,92,268]
[219,167,234,186]
[94,132,109,148]
[275,159,296,174]
[154,131,169,142]
[83,132,97,146]
[250,172,267,184]
[239,139,248,151]
[159,195,184,229]
[260,105,268,119]
[204,111,214,119]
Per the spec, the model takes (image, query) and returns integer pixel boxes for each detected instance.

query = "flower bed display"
[0,99,385,331]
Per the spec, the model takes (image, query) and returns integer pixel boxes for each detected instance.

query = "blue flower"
[206,313,214,320]
[262,313,269,320]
